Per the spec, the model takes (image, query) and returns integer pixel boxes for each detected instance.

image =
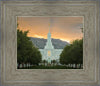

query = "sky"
[17,17,83,43]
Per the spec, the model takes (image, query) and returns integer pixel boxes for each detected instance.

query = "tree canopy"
[60,39,83,66]
[17,29,42,68]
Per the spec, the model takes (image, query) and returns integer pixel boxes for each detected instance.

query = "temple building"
[39,29,63,63]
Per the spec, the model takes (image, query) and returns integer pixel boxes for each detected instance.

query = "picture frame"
[0,1,100,86]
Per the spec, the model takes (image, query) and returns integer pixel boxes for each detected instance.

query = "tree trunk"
[75,64,77,69]
[22,63,24,68]
[18,63,20,69]
[72,64,73,68]
[79,64,81,69]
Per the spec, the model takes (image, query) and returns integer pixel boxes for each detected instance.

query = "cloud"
[34,34,44,38]
[60,38,70,43]
[17,17,83,42]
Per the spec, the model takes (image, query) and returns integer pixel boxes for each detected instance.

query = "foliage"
[60,39,83,67]
[19,65,80,69]
[17,29,42,67]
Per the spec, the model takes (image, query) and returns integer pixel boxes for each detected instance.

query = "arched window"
[48,50,51,56]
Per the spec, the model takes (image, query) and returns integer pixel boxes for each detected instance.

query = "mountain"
[30,37,69,49]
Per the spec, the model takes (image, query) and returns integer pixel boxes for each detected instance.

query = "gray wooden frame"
[0,0,100,86]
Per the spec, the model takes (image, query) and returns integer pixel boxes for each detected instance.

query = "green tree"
[52,60,56,66]
[60,39,83,68]
[30,47,42,65]
[17,29,42,68]
[42,60,47,65]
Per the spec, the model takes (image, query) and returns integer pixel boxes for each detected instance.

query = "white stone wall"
[39,49,63,61]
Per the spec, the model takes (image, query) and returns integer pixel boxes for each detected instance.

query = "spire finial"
[49,18,53,33]
[49,26,51,33]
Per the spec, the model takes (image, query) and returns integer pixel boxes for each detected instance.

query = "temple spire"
[49,18,53,34]
[49,27,51,33]
[44,18,54,49]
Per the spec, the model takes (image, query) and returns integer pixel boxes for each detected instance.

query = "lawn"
[18,65,80,69]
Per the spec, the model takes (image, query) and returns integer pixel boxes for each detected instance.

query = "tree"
[60,39,83,68]
[52,60,56,65]
[60,45,71,65]
[17,29,42,68]
[42,60,47,65]
[30,47,42,65]
[17,29,30,68]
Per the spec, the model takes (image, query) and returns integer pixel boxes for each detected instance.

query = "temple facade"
[39,30,63,63]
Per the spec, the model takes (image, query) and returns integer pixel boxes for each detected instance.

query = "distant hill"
[30,37,69,49]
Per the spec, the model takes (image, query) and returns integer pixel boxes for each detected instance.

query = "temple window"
[48,50,51,56]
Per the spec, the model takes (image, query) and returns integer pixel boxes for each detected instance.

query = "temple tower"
[39,18,63,64]
[44,29,54,49]
[44,29,54,64]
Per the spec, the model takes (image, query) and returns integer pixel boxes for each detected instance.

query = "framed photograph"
[17,16,83,69]
[1,1,100,85]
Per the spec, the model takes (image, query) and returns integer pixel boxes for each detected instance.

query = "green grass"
[18,65,81,69]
